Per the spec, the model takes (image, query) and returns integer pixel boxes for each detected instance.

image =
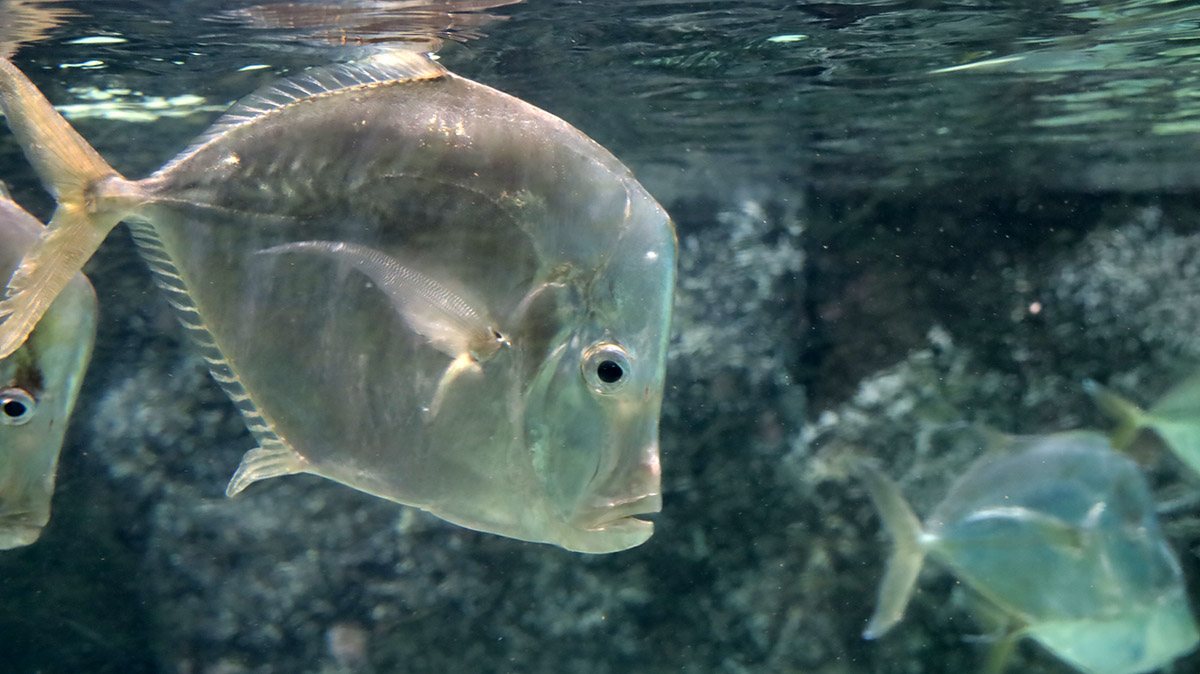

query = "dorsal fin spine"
[158,52,448,176]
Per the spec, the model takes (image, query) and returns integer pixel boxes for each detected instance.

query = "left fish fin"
[0,57,139,357]
[260,240,505,361]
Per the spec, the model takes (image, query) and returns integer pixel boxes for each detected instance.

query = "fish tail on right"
[980,629,1022,674]
[1082,379,1146,451]
[857,461,927,641]
[0,57,141,358]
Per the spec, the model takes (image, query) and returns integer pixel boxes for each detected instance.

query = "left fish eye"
[581,343,631,394]
[0,388,37,425]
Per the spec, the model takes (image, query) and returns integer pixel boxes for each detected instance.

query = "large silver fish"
[0,51,675,553]
[860,431,1198,674]
[0,183,95,549]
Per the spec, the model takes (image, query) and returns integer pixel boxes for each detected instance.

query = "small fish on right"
[1085,375,1200,477]
[860,430,1199,674]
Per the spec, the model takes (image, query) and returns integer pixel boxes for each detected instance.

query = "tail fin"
[1129,374,1200,476]
[1083,379,1147,452]
[858,462,927,640]
[0,57,135,357]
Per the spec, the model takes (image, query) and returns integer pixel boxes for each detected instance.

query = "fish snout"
[0,511,48,549]
[577,441,662,530]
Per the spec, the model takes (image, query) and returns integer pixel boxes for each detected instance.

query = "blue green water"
[3,1,1200,673]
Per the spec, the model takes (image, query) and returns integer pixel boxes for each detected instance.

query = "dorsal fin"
[159,51,448,174]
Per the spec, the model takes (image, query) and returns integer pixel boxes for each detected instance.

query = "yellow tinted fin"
[259,240,506,361]
[260,240,507,418]
[0,57,134,357]
[1083,379,1147,452]
[858,462,927,640]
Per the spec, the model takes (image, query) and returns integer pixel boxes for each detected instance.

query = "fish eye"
[0,388,36,425]
[581,343,631,394]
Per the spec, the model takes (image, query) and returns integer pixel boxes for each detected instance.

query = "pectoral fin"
[426,353,483,419]
[260,240,509,417]
[259,240,507,361]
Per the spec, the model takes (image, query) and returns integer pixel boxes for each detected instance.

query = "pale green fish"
[861,431,1198,674]
[0,183,95,549]
[1086,376,1200,476]
[0,51,675,553]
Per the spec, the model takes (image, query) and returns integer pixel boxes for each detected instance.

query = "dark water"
[3,1,1200,673]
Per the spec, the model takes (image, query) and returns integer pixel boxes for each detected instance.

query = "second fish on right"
[860,429,1198,674]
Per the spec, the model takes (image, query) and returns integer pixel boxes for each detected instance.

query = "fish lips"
[579,492,662,531]
[0,513,46,549]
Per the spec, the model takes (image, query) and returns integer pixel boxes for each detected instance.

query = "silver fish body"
[861,431,1199,674]
[0,52,674,552]
[0,189,95,549]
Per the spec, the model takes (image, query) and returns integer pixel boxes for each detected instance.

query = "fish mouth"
[582,493,662,530]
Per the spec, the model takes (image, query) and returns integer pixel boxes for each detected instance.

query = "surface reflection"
[213,0,523,51]
[0,0,77,59]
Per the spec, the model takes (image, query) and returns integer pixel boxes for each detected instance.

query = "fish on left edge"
[0,183,95,549]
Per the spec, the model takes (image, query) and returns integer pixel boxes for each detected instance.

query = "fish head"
[0,201,95,550]
[0,374,57,548]
[516,190,675,553]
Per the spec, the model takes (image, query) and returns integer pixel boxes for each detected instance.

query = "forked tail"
[857,461,927,640]
[0,57,139,357]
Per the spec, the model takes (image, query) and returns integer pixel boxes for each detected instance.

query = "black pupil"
[3,399,27,418]
[596,360,623,384]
